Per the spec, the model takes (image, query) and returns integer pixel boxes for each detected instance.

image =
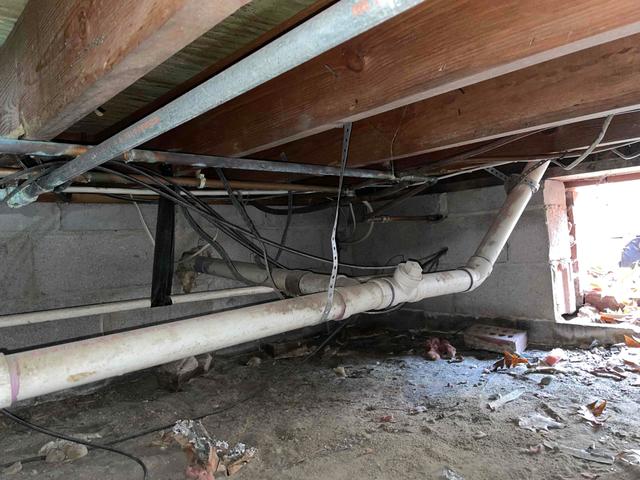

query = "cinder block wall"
[348,185,557,322]
[0,202,334,350]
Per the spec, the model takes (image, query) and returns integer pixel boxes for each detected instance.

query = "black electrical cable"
[0,385,264,473]
[215,168,283,298]
[181,206,261,286]
[87,162,407,271]
[251,200,335,215]
[117,164,397,272]
[274,191,293,263]
[1,408,148,479]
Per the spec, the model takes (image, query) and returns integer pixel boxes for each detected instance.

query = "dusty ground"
[1,329,639,480]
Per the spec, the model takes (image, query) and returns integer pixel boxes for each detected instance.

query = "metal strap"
[485,166,540,193]
[484,166,509,183]
[320,122,352,322]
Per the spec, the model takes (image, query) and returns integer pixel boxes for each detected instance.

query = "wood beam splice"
[147,0,640,160]
[0,0,249,140]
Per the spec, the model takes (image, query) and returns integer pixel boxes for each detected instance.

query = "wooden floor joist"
[253,33,640,173]
[0,0,248,140]
[147,0,640,160]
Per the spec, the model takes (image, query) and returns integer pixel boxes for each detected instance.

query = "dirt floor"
[1,329,639,480]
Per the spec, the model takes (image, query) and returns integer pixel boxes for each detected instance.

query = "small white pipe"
[0,286,275,328]
[0,162,549,407]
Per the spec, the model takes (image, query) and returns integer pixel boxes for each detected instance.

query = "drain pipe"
[0,162,548,407]
[0,286,275,329]
[185,257,360,295]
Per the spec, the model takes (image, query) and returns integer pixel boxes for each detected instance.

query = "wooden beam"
[252,33,640,174]
[397,111,640,174]
[0,0,248,140]
[147,0,640,158]
[92,0,337,144]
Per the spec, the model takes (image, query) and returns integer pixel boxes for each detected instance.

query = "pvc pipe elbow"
[463,255,494,291]
[0,354,12,408]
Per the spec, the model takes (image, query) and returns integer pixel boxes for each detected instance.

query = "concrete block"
[60,204,157,232]
[0,233,37,305]
[0,203,60,232]
[453,263,555,320]
[464,324,528,353]
[506,208,550,263]
[33,232,153,297]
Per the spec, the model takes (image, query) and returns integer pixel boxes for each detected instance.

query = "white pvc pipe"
[64,186,291,197]
[0,162,549,407]
[0,286,274,328]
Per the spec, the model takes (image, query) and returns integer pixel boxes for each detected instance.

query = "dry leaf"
[579,400,607,426]
[492,351,529,370]
[587,400,607,417]
[624,335,640,348]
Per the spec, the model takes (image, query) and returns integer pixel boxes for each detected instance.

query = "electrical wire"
[274,191,294,262]
[215,168,283,298]
[1,408,148,479]
[131,195,155,247]
[552,114,614,170]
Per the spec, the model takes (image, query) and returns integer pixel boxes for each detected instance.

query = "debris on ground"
[246,356,262,367]
[539,376,553,386]
[577,400,607,427]
[464,324,527,353]
[38,440,88,463]
[408,405,428,415]
[492,351,529,370]
[577,305,601,323]
[172,419,257,479]
[196,353,214,373]
[487,389,524,411]
[518,413,564,432]
[521,443,545,455]
[156,356,200,391]
[264,340,314,359]
[378,415,395,423]
[542,348,566,367]
[625,335,640,348]
[577,265,640,327]
[424,337,456,361]
[439,466,465,479]
[617,449,640,465]
[546,442,615,465]
[1,462,22,475]
[333,366,347,377]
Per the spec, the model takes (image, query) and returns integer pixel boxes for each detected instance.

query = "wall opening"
[566,178,640,327]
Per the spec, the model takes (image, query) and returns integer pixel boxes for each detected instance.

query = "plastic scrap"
[439,466,465,479]
[518,413,564,432]
[38,440,88,463]
[487,389,524,411]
